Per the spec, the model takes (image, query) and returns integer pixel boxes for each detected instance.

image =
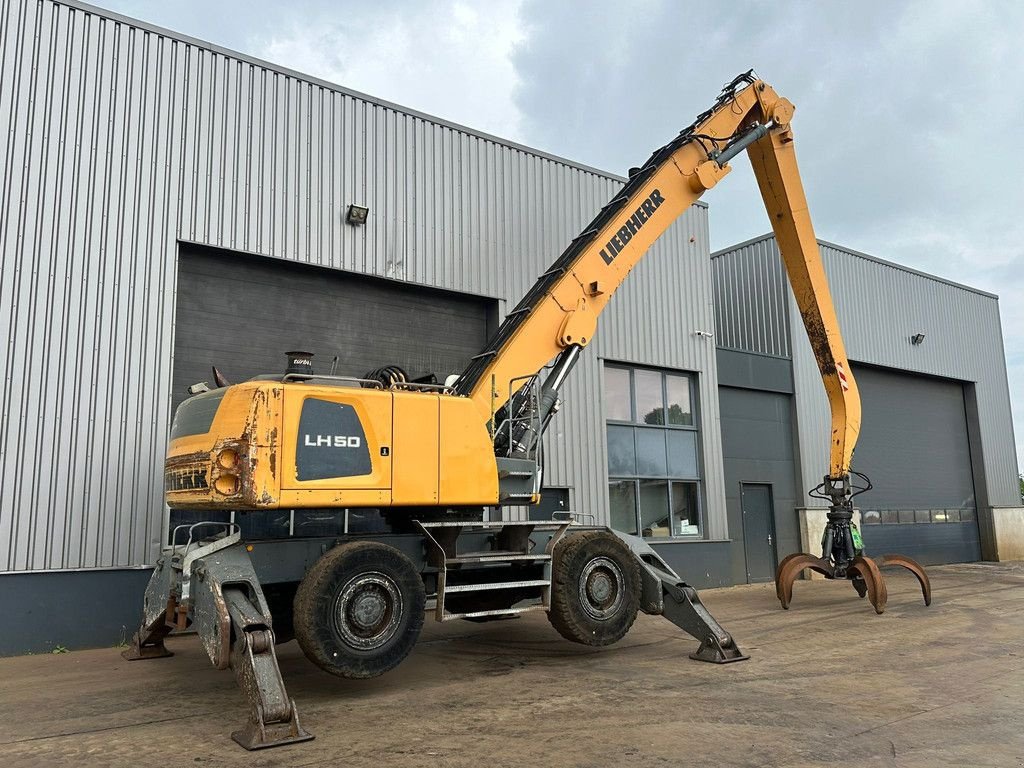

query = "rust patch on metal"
[800,308,837,377]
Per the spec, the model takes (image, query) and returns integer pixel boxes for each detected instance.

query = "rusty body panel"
[166,382,284,509]
[164,380,499,510]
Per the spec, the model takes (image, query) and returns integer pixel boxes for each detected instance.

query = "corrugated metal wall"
[0,0,725,571]
[712,235,1019,512]
[711,236,791,358]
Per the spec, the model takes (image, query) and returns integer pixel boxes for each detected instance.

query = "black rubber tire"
[293,541,425,679]
[548,530,640,646]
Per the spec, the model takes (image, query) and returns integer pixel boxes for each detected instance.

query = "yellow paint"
[163,76,861,516]
[462,78,859,476]
[166,381,499,509]
[280,386,392,491]
[392,391,440,505]
[747,126,861,476]
[438,395,499,504]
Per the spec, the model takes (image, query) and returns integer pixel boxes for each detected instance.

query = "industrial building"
[1,0,1020,654]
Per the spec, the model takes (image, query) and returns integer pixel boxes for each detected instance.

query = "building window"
[604,364,702,538]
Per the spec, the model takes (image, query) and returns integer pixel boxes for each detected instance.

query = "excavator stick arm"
[746,127,860,478]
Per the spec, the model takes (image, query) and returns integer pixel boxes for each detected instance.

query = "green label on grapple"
[851,525,864,551]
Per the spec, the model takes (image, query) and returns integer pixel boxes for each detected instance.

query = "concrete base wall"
[992,507,1024,561]
[797,507,863,579]
[0,568,152,656]
[650,540,735,588]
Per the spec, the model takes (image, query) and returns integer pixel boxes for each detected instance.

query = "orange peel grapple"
[774,472,931,614]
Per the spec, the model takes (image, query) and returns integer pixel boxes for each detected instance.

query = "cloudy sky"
[102,0,1024,473]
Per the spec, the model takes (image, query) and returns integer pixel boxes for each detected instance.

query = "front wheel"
[293,541,425,678]
[548,530,640,646]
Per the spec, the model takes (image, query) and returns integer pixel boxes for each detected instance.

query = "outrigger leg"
[774,473,931,614]
[614,533,748,663]
[123,525,313,750]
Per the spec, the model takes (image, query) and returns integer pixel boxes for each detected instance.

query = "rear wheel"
[548,531,640,646]
[293,541,425,678]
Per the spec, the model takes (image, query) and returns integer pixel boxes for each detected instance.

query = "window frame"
[603,364,698,432]
[603,362,704,540]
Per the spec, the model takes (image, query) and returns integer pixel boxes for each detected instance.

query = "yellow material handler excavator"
[125,71,929,750]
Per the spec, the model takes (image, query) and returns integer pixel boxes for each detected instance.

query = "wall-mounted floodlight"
[346,204,369,226]
[911,333,926,345]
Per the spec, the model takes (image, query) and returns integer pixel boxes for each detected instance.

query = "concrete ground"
[1,563,1022,768]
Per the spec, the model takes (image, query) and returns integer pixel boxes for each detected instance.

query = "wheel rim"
[578,556,625,621]
[332,572,403,650]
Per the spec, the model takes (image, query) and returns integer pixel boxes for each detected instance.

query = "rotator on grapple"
[774,470,932,614]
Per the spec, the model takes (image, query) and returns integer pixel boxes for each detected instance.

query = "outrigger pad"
[122,558,179,661]
[232,698,312,750]
[663,583,749,664]
[221,585,315,749]
[121,631,174,660]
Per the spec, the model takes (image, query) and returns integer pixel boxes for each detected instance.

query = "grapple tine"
[850,575,867,599]
[876,554,932,606]
[848,556,887,615]
[775,553,808,604]
[774,554,833,610]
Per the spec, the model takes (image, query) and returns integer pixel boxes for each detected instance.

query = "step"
[445,551,551,565]
[441,604,547,622]
[444,579,550,594]
[498,469,535,478]
[416,520,567,530]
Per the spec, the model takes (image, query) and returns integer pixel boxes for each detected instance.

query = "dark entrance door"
[741,483,777,583]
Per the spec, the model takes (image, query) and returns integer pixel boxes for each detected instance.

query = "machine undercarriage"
[125,518,746,749]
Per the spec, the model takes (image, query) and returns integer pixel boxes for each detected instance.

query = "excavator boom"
[456,72,859,479]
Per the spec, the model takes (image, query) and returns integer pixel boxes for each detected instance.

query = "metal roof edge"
[710,232,775,258]
[712,233,999,300]
[815,237,999,300]
[57,0,701,207]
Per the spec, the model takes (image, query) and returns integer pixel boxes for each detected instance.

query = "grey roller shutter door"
[172,246,494,412]
[851,364,980,564]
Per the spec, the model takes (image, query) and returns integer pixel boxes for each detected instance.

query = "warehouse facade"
[0,0,1019,653]
[712,236,1022,585]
